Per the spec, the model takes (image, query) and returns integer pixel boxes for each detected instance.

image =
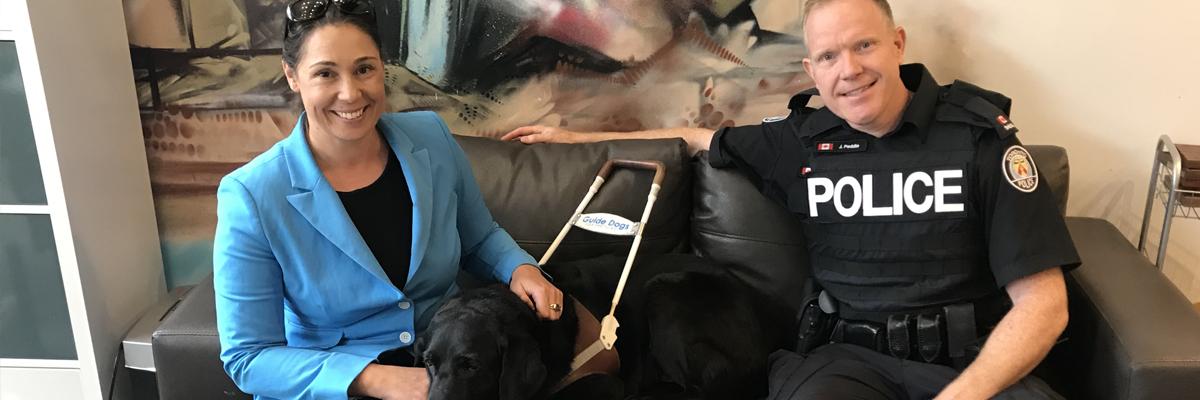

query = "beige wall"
[892,1,1200,301]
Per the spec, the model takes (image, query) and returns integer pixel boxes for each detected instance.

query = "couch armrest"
[151,274,250,399]
[1043,218,1200,400]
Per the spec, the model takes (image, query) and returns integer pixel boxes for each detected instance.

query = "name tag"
[815,140,869,154]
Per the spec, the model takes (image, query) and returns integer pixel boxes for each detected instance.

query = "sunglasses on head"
[284,0,374,38]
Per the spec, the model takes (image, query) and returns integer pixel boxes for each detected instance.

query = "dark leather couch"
[152,137,1200,400]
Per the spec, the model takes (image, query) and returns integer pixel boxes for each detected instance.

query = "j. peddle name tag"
[574,213,640,236]
[815,140,869,154]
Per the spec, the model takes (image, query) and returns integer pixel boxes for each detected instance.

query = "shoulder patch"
[763,115,787,123]
[1002,145,1038,192]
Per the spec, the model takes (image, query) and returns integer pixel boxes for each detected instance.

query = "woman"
[212,1,562,399]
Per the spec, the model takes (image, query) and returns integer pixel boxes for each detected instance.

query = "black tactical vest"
[771,83,1014,316]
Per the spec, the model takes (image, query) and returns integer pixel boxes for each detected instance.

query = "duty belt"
[795,293,1009,370]
[832,303,982,369]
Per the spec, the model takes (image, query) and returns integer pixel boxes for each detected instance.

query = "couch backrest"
[456,135,1070,312]
[455,135,693,262]
[1028,145,1070,215]
[690,153,812,310]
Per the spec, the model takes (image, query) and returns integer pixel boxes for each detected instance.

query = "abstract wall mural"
[122,0,813,287]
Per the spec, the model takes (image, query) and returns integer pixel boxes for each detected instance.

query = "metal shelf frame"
[1138,135,1200,269]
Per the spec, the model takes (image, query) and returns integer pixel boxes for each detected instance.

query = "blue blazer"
[213,111,537,399]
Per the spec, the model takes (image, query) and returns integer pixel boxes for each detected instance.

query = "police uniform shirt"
[708,63,1081,316]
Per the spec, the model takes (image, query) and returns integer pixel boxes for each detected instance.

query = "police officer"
[503,0,1080,398]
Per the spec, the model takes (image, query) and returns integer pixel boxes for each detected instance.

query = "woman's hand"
[500,125,581,144]
[349,364,429,400]
[509,264,564,320]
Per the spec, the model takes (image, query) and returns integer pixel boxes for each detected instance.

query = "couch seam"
[516,233,683,246]
[693,228,807,246]
[1130,360,1200,367]
[154,331,219,336]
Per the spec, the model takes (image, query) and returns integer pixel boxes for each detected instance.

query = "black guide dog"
[546,253,798,400]
[415,285,623,400]
[418,253,795,400]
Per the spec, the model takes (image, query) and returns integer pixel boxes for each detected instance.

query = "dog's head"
[416,286,548,400]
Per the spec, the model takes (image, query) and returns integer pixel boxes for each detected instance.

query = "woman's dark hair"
[281,2,383,68]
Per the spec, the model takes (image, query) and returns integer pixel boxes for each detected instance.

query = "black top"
[708,64,1080,316]
[338,147,413,290]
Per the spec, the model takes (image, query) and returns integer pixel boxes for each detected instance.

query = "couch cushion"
[690,152,811,310]
[455,136,692,263]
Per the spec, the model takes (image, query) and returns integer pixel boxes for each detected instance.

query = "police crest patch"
[763,115,787,123]
[1002,145,1038,192]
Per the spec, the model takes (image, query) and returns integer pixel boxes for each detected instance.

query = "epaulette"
[759,87,822,125]
[788,87,822,111]
[772,87,820,124]
[940,80,1018,139]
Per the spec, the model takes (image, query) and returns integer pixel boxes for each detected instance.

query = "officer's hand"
[501,125,580,144]
[508,264,564,320]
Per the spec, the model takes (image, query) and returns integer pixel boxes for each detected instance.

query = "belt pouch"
[916,313,943,363]
[886,314,911,360]
[943,303,977,365]
[840,320,885,353]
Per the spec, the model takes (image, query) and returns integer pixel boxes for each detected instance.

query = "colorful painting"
[122,0,813,287]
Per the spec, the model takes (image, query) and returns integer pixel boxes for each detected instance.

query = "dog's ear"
[412,333,428,365]
[498,332,546,400]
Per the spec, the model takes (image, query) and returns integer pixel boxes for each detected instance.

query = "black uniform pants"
[766,344,1063,400]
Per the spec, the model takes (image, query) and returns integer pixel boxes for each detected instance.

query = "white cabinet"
[0,0,12,35]
[0,365,84,399]
[0,0,166,399]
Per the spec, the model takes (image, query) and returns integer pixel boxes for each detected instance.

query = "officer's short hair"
[802,0,895,30]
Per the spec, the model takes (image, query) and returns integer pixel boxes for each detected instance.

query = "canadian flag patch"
[995,114,1017,134]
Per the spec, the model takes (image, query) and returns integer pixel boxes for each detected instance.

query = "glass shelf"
[0,40,48,206]
[0,214,76,360]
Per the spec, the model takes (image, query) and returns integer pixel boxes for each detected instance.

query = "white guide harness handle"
[541,160,667,370]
